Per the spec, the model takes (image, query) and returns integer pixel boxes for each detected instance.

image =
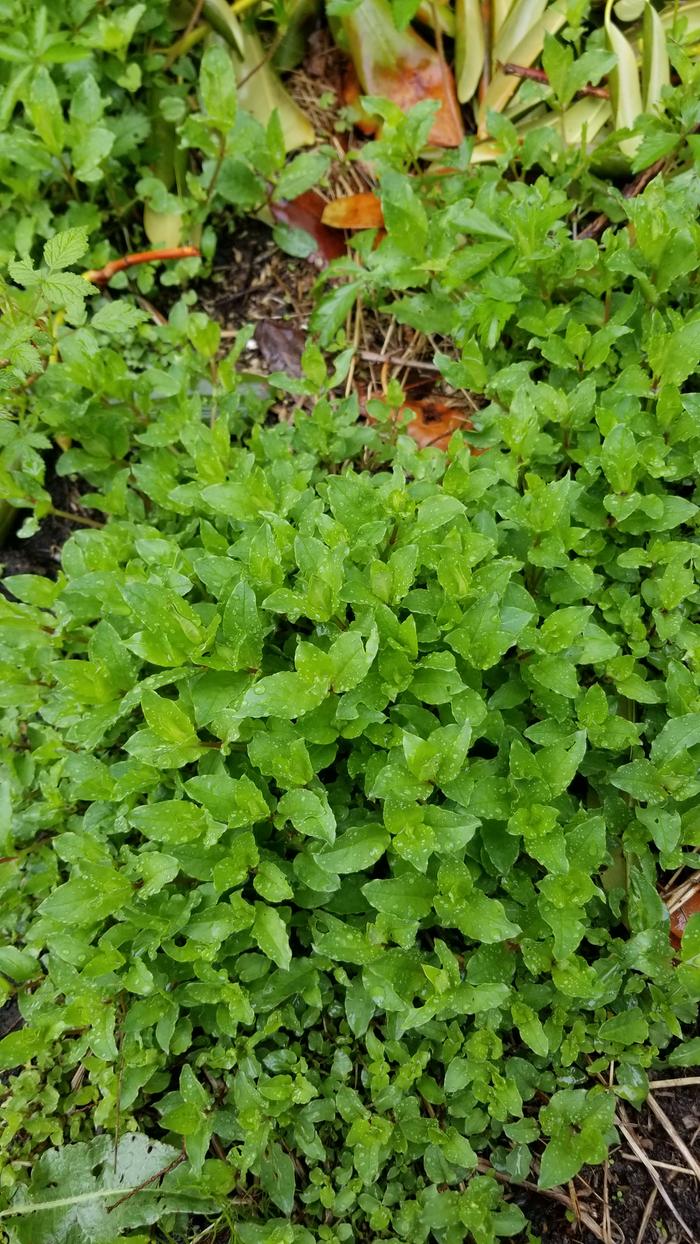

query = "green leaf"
[43,227,89,271]
[141,690,197,745]
[601,424,637,493]
[2,1134,189,1241]
[651,714,700,764]
[91,302,148,333]
[0,1028,44,1071]
[315,824,388,874]
[362,874,434,919]
[38,869,132,925]
[253,903,292,970]
[25,65,64,154]
[260,1143,296,1215]
[40,271,92,323]
[200,42,237,130]
[380,170,428,259]
[274,150,331,203]
[276,788,336,844]
[221,581,264,670]
[129,801,210,845]
[538,1131,582,1188]
[597,1007,649,1045]
[328,628,378,692]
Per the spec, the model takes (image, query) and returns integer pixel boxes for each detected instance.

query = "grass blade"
[642,0,670,110]
[518,94,612,143]
[493,0,548,64]
[493,0,515,38]
[455,0,485,101]
[605,0,643,156]
[477,0,567,135]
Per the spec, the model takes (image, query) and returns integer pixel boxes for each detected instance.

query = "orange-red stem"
[84,246,200,285]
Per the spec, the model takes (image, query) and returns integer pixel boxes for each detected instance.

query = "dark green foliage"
[1,5,700,1241]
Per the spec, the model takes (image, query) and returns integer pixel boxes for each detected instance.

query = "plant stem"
[502,62,609,99]
[50,507,104,530]
[204,131,227,209]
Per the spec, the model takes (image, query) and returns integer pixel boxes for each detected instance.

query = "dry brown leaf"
[669,887,700,948]
[270,190,346,266]
[321,192,384,229]
[402,396,475,449]
[342,0,464,148]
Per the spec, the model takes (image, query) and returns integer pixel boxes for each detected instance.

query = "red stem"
[502,62,609,99]
[84,246,200,285]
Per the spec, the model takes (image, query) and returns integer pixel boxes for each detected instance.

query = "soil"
[507,1079,700,1244]
[0,997,21,1041]
[0,465,91,583]
[197,217,315,340]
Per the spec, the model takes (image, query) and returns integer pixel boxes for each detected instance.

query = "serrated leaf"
[92,301,148,333]
[200,42,237,131]
[43,227,89,271]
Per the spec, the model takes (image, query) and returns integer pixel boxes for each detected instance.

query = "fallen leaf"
[402,396,474,449]
[356,383,479,450]
[270,191,346,266]
[342,0,464,148]
[255,320,305,375]
[342,61,381,135]
[669,887,700,948]
[321,192,384,229]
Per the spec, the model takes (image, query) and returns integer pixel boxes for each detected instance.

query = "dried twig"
[666,874,700,912]
[476,1160,608,1242]
[621,1152,696,1176]
[166,0,206,66]
[106,1152,186,1213]
[648,1076,700,1090]
[345,298,363,397]
[359,350,440,372]
[502,62,609,98]
[635,1187,658,1244]
[579,124,700,241]
[647,1092,700,1182]
[135,295,168,327]
[617,1109,695,1240]
[602,1061,614,1244]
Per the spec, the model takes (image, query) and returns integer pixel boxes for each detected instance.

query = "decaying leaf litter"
[1,1,700,1243]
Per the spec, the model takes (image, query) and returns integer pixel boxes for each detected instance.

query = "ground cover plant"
[1,2,700,1243]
